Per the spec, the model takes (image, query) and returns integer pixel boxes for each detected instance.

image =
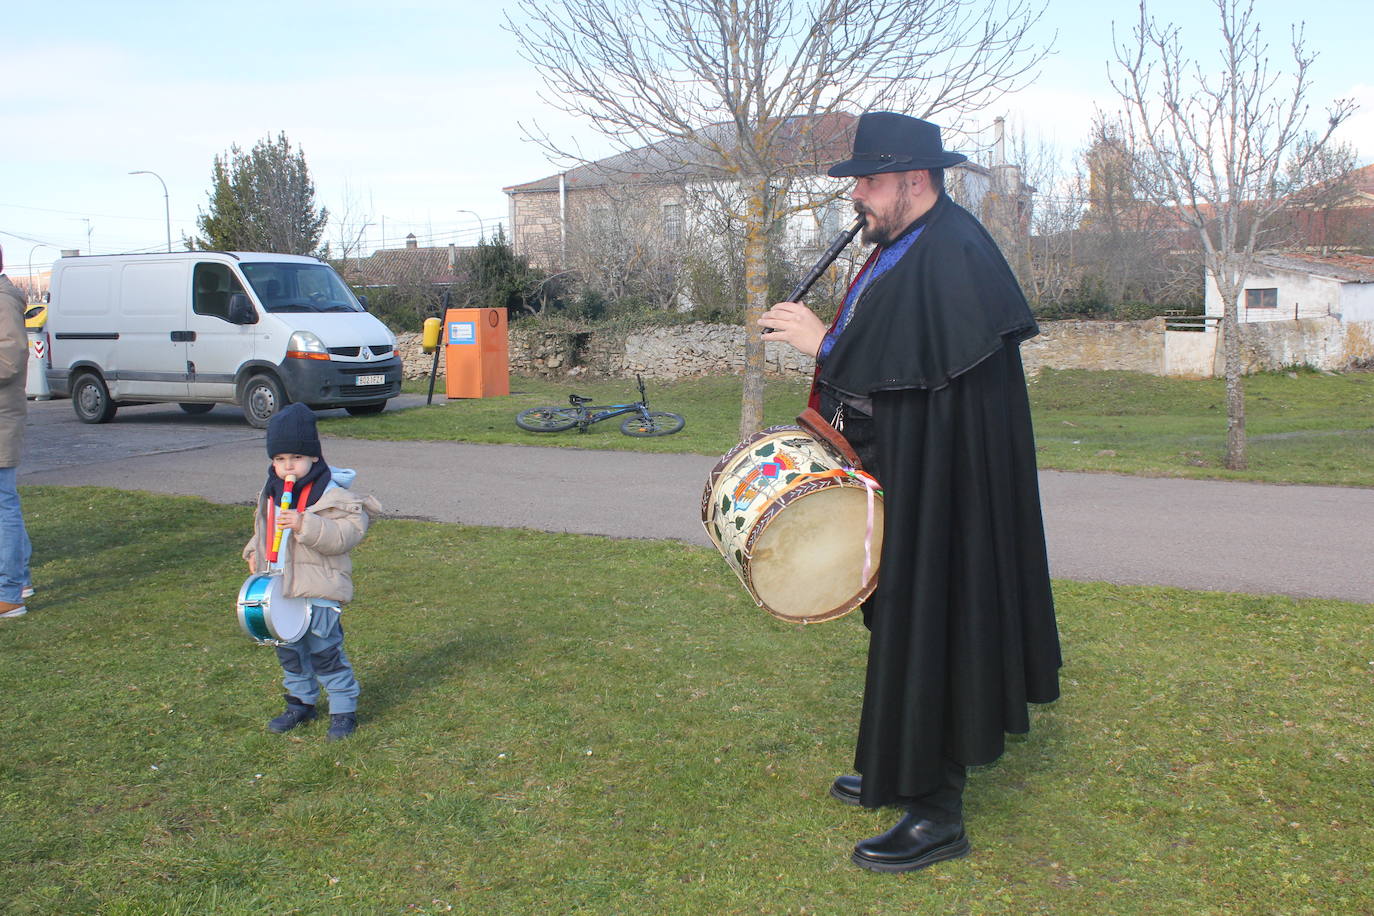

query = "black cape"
[816,194,1061,808]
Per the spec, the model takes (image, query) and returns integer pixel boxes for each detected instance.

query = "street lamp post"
[27,243,59,303]
[129,169,172,252]
[456,209,485,243]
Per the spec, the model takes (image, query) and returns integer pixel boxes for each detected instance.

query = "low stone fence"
[396,323,818,380]
[394,316,1374,381]
[1020,319,1165,377]
[1237,317,1374,373]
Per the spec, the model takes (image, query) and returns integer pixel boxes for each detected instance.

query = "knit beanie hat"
[265,403,321,457]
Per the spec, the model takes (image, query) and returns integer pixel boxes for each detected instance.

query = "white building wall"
[1206,266,1343,323]
[1337,284,1374,321]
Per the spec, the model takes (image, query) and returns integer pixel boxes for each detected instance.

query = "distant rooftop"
[1256,251,1374,283]
[504,112,859,194]
[341,235,468,286]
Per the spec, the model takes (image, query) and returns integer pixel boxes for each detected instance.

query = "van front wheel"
[242,374,285,429]
[72,372,117,424]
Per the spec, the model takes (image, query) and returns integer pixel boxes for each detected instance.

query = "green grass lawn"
[2,488,1370,914]
[352,369,1374,486]
[342,374,820,456]
[1028,368,1374,487]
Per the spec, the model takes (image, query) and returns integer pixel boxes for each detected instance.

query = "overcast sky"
[4,0,1370,275]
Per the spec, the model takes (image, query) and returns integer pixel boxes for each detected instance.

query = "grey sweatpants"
[274,606,359,714]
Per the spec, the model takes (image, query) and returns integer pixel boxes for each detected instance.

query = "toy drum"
[702,424,883,624]
[236,571,312,646]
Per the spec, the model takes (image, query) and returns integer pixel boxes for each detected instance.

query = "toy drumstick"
[270,474,297,557]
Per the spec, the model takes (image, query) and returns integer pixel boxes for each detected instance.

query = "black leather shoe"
[830,773,863,806]
[851,812,971,873]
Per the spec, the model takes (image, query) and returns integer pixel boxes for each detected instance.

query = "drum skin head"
[703,425,884,624]
[749,484,883,623]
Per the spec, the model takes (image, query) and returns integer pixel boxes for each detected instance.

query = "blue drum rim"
[236,573,309,645]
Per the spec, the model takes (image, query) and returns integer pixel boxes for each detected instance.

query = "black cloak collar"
[817,193,1038,396]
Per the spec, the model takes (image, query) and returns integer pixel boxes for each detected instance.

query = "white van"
[44,251,401,427]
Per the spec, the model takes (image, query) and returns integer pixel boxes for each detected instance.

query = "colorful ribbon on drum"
[792,467,883,588]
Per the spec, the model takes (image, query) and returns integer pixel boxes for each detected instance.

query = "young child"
[244,403,382,740]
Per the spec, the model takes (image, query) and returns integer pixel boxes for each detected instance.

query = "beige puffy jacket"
[243,476,383,604]
[0,275,27,469]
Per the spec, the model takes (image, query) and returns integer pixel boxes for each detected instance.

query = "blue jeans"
[0,467,31,604]
[273,606,359,714]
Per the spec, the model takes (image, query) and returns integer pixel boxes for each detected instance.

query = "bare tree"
[509,0,1048,438]
[1110,0,1354,469]
[562,178,691,311]
[331,180,376,274]
[1272,140,1364,253]
[995,126,1089,311]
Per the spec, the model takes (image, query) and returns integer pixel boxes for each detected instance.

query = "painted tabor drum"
[702,425,883,623]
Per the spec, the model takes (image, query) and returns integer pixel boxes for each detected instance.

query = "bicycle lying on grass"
[514,375,686,437]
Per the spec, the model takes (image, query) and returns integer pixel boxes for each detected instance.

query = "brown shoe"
[0,600,27,619]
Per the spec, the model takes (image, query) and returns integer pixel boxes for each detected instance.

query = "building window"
[662,203,683,242]
[1245,288,1278,310]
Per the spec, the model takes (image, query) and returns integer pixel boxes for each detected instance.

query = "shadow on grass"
[361,630,509,723]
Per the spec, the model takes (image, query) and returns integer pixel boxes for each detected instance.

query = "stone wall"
[1235,317,1374,372]
[394,316,1374,381]
[623,324,816,379]
[1020,319,1164,377]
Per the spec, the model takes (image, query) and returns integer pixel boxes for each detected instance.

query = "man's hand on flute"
[759,301,826,358]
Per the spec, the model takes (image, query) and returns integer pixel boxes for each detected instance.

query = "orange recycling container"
[443,308,510,398]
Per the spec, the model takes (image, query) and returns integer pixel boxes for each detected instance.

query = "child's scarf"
[263,458,332,510]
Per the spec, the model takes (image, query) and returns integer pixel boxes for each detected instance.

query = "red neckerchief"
[265,482,314,564]
[808,246,881,411]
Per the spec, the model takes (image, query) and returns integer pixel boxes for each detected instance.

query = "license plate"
[355,374,385,386]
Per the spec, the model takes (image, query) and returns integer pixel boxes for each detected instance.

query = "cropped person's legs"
[0,468,32,614]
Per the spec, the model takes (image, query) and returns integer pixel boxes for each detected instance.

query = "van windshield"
[241,263,365,314]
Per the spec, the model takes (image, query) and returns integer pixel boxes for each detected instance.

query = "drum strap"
[793,468,882,587]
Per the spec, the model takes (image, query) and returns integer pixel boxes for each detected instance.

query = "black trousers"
[903,756,966,824]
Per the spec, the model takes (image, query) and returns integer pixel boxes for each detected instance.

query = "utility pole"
[456,209,485,243]
[129,169,172,252]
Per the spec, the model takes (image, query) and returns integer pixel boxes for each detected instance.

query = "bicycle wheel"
[621,411,685,437]
[516,406,580,432]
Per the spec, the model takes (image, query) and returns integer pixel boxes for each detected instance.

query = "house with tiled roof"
[339,234,467,289]
[502,112,1018,282]
[1206,251,1374,324]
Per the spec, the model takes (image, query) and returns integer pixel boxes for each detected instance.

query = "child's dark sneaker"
[267,696,317,733]
[326,713,357,741]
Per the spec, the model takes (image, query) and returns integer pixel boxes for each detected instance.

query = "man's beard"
[857,179,912,247]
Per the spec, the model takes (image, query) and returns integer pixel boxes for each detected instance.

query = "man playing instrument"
[760,111,1061,874]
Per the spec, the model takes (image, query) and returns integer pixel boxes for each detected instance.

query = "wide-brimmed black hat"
[828,111,967,177]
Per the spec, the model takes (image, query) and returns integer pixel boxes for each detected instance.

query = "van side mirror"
[357,294,369,310]
[228,293,257,325]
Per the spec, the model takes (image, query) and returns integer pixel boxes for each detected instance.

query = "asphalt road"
[16,394,1374,604]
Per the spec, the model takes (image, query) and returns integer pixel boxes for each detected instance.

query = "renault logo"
[361,346,371,359]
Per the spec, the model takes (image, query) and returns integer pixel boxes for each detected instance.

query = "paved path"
[17,396,1374,604]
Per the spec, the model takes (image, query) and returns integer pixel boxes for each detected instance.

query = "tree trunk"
[1220,284,1247,469]
[739,183,769,441]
